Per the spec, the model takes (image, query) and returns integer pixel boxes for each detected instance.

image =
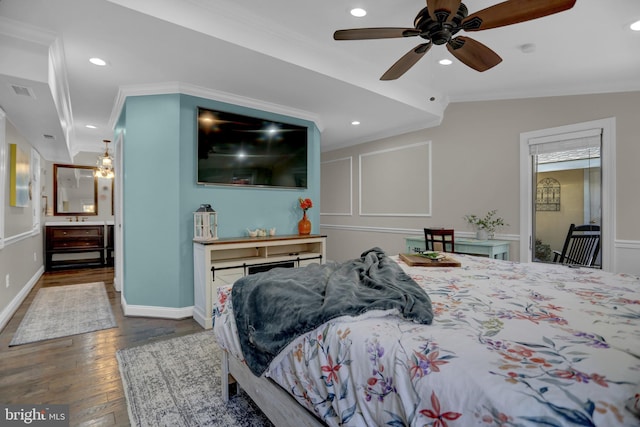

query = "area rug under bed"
[9,281,117,346]
[116,331,272,427]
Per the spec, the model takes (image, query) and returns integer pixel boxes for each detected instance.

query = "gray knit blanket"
[231,247,434,375]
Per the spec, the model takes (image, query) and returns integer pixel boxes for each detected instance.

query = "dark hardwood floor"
[0,267,203,426]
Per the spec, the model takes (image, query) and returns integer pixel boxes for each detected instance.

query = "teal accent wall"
[120,93,320,308]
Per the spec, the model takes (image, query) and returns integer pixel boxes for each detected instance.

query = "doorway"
[519,118,616,271]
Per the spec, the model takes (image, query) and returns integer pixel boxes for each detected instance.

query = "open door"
[520,118,615,271]
[531,132,602,266]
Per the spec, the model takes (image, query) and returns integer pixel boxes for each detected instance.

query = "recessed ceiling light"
[631,20,640,31]
[439,59,453,66]
[89,57,107,66]
[350,8,367,18]
[351,121,361,126]
[85,124,97,129]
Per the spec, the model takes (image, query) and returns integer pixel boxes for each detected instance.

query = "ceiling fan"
[333,0,576,80]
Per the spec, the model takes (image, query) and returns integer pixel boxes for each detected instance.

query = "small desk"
[405,236,510,260]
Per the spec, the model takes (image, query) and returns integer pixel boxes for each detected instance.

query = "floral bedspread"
[213,254,640,426]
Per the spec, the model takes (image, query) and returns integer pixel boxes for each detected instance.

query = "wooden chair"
[552,224,601,267]
[424,228,455,253]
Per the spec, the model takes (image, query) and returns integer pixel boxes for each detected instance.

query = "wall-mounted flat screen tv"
[197,107,308,188]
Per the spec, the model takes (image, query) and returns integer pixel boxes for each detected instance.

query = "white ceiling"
[0,0,639,163]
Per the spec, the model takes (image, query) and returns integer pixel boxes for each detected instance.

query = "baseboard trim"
[0,266,44,333]
[120,296,194,320]
[192,306,212,329]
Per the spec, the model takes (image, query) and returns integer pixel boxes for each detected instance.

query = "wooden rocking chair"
[552,224,600,267]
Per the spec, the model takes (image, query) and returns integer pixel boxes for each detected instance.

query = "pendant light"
[95,139,114,179]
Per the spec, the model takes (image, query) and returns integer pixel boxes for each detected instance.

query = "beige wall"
[320,91,640,270]
[1,118,44,330]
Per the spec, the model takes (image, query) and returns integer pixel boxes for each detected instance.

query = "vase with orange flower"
[298,197,313,235]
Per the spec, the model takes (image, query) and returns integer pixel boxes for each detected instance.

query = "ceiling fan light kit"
[334,0,577,80]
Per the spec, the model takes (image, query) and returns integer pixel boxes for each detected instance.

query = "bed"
[213,248,640,426]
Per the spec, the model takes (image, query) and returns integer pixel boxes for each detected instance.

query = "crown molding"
[108,81,323,131]
[0,16,57,46]
[48,37,74,160]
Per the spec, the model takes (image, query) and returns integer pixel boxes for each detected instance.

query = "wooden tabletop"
[399,252,462,267]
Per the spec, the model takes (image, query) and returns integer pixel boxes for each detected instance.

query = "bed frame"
[221,349,325,426]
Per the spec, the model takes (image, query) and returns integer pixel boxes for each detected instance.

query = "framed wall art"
[9,143,30,207]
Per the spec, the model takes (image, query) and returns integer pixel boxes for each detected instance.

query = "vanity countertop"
[45,220,107,226]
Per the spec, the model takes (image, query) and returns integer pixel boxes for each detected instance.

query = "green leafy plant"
[420,251,443,259]
[535,239,552,262]
[464,210,508,233]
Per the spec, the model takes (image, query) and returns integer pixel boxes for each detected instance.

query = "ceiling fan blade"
[427,0,462,22]
[447,36,502,72]
[334,28,420,40]
[462,0,576,31]
[380,43,432,81]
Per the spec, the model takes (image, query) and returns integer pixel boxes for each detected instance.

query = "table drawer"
[50,227,102,239]
[49,237,103,250]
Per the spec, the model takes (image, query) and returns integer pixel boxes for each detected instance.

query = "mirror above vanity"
[53,164,98,216]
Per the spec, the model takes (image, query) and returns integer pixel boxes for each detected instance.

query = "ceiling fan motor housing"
[414,3,468,45]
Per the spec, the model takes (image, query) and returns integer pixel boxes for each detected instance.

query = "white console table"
[193,234,327,329]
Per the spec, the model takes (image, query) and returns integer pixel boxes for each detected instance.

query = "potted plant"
[297,197,313,235]
[535,238,552,262]
[464,210,508,240]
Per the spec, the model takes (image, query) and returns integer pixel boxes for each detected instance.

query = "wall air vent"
[11,84,36,98]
